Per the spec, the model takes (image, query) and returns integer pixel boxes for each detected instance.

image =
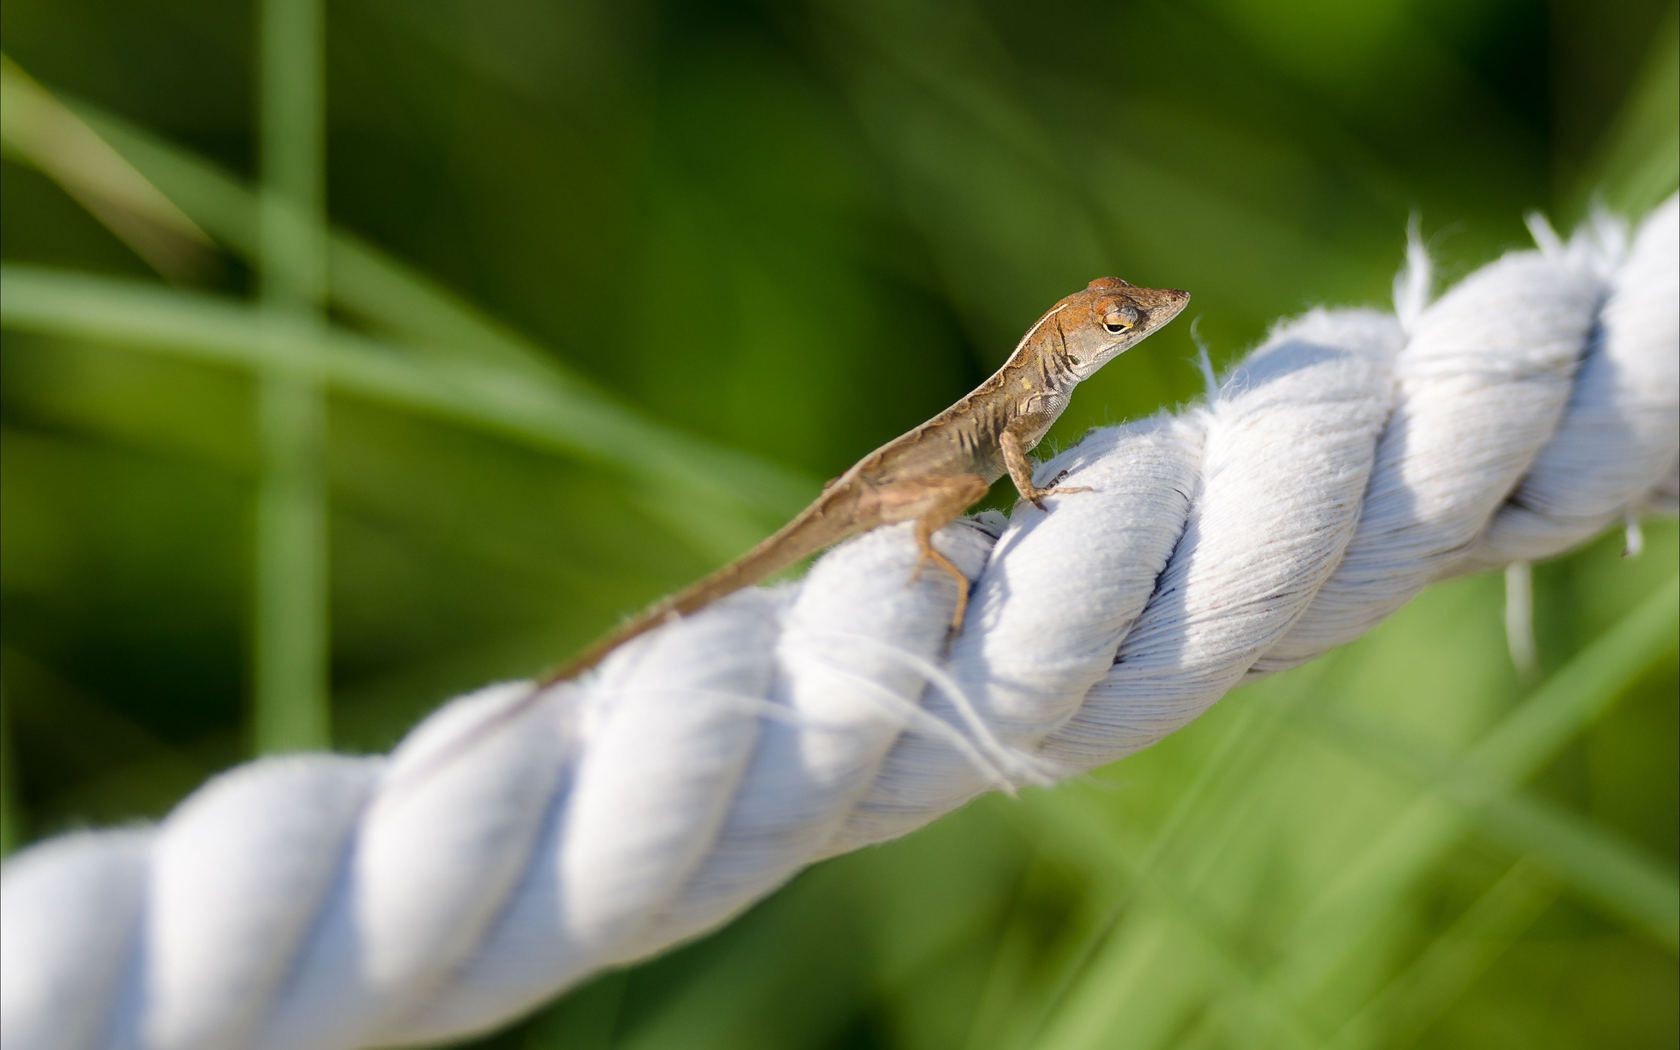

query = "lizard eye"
[1102,304,1142,334]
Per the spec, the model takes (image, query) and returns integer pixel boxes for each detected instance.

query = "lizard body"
[545,277,1188,683]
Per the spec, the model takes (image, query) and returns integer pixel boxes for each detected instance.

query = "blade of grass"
[1573,4,1680,214]
[1259,574,1680,1027]
[0,265,805,550]
[1036,911,1199,1050]
[253,0,330,753]
[1325,860,1557,1050]
[0,53,566,383]
[1017,704,1271,1045]
[960,863,1046,1050]
[1007,787,1326,1049]
[1305,705,1680,951]
[0,57,214,278]
[0,56,808,522]
[1016,659,1339,1049]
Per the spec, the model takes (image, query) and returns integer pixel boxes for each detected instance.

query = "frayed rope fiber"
[5,198,1677,1050]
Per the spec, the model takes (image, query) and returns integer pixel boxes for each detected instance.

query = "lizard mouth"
[1150,289,1192,325]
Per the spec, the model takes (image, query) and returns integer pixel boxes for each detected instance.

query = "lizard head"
[1054,277,1190,380]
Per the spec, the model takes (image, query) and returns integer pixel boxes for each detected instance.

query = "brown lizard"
[543,277,1189,684]
[381,277,1190,790]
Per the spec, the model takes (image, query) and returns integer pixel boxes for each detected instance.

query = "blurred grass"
[253,0,329,750]
[0,1,1675,1048]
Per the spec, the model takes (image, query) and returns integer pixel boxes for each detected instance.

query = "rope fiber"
[4,198,1677,1050]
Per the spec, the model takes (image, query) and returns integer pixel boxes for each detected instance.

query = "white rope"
[4,198,1676,1050]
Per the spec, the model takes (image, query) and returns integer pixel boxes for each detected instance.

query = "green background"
[1,0,1676,1047]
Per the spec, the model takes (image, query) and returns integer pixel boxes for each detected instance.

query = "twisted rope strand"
[3,198,1676,1050]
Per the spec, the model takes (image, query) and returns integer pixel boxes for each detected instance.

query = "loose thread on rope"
[1393,211,1434,329]
[1503,562,1538,678]
[1624,515,1646,558]
[1189,315,1219,398]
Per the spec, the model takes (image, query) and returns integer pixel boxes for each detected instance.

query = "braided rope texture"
[4,198,1676,1050]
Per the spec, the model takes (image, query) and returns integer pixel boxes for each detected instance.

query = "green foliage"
[0,0,1675,1047]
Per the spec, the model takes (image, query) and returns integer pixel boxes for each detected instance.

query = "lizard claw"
[1020,484,1093,511]
[1042,469,1094,497]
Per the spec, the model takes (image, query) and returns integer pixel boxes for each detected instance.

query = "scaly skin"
[546,277,1189,683]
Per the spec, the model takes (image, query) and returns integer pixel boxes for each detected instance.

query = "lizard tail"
[379,499,851,796]
[542,496,853,683]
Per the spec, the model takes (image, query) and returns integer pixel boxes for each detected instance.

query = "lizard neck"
[961,333,1073,462]
[997,309,1081,410]
[1002,304,1081,392]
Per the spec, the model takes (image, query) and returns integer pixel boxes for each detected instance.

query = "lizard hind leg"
[876,473,991,629]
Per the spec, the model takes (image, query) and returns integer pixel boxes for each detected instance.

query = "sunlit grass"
[0,60,814,528]
[252,0,329,752]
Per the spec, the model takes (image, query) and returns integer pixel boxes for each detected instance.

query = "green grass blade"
[0,56,807,520]
[0,57,214,278]
[0,266,810,535]
[1013,788,1326,1049]
[1270,573,1680,1011]
[252,0,330,753]
[1307,706,1679,950]
[1326,861,1557,1050]
[1576,4,1680,214]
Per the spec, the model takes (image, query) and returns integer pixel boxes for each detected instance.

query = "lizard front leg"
[1000,422,1091,511]
[874,474,991,628]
